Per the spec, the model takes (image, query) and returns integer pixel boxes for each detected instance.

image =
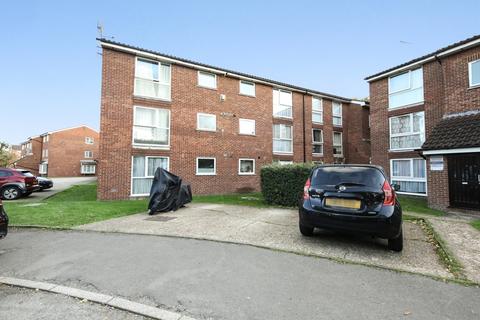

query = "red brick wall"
[98,48,370,200]
[369,44,480,209]
[46,127,99,177]
[15,137,42,175]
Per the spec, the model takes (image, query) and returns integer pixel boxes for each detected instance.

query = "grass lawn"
[397,195,445,216]
[4,184,148,228]
[471,220,480,231]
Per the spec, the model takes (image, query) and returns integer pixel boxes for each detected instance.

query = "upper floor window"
[332,101,342,126]
[85,137,94,144]
[333,132,343,157]
[273,124,293,154]
[198,71,217,89]
[389,111,425,150]
[312,97,323,124]
[133,106,170,148]
[197,113,217,132]
[134,58,171,100]
[388,68,423,109]
[84,151,93,158]
[42,149,48,158]
[273,89,293,118]
[239,118,256,135]
[42,135,49,143]
[239,80,255,96]
[312,129,323,155]
[469,59,480,87]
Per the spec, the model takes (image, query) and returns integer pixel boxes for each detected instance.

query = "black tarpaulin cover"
[148,168,192,214]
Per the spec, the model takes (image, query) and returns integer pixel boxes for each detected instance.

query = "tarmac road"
[0,229,479,320]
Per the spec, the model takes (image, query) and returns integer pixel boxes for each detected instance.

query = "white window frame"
[81,163,96,175]
[85,137,94,144]
[332,101,342,127]
[84,151,93,158]
[43,135,49,143]
[196,157,216,176]
[130,156,170,196]
[239,118,256,135]
[333,131,343,157]
[468,59,480,87]
[274,160,293,165]
[39,162,48,175]
[389,111,425,151]
[132,105,171,149]
[197,71,217,89]
[312,97,323,124]
[273,124,293,154]
[390,158,427,196]
[197,113,217,132]
[273,89,293,119]
[42,149,48,158]
[134,57,172,101]
[312,129,323,156]
[238,158,255,175]
[388,68,424,109]
[239,80,256,97]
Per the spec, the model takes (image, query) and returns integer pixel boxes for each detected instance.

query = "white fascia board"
[423,147,480,155]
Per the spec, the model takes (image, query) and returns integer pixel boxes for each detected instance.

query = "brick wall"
[98,47,370,200]
[369,44,480,209]
[15,137,42,175]
[46,126,99,177]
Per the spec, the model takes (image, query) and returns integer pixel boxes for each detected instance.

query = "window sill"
[196,128,217,133]
[238,133,256,136]
[388,148,418,153]
[133,94,172,103]
[273,152,293,155]
[273,116,293,120]
[196,173,216,176]
[238,173,255,176]
[312,121,324,125]
[333,154,344,158]
[239,93,256,98]
[395,191,427,197]
[312,153,324,157]
[388,101,424,111]
[197,85,217,91]
[468,84,480,90]
[132,144,170,150]
[333,124,343,128]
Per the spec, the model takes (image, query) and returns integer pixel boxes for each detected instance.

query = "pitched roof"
[98,38,353,102]
[365,34,480,81]
[422,111,480,151]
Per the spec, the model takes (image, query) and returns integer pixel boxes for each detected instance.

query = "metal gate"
[448,154,480,209]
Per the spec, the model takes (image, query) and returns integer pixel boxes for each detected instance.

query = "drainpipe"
[302,92,306,163]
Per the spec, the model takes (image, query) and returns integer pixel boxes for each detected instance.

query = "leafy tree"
[0,141,13,167]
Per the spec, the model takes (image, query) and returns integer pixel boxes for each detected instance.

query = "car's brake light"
[382,180,395,206]
[303,178,311,200]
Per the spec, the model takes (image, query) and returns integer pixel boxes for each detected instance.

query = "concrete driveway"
[17,177,96,202]
[76,203,452,280]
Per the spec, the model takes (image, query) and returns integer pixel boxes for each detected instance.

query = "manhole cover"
[145,216,177,222]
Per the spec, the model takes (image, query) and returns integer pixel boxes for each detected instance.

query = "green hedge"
[260,163,316,207]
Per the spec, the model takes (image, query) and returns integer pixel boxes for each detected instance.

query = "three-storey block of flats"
[366,35,480,210]
[98,39,370,200]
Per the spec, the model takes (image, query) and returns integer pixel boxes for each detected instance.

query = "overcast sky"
[1,0,479,144]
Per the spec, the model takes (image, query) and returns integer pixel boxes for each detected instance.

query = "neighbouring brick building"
[366,35,480,210]
[15,125,99,177]
[98,39,370,200]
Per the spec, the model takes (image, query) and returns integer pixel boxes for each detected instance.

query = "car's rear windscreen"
[311,167,385,188]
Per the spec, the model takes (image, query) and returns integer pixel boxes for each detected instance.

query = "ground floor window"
[273,160,293,165]
[81,163,96,175]
[390,158,426,195]
[333,132,343,157]
[238,159,255,175]
[39,162,48,175]
[196,157,216,175]
[131,156,169,195]
[273,124,293,154]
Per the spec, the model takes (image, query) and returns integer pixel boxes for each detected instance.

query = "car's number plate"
[325,198,361,209]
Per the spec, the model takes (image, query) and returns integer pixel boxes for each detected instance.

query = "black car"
[37,176,53,190]
[0,199,8,239]
[299,165,403,251]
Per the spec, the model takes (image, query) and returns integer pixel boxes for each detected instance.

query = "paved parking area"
[76,203,452,279]
[16,177,96,202]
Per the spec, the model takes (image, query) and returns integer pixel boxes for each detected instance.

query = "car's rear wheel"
[1,186,22,200]
[299,224,314,237]
[388,227,403,252]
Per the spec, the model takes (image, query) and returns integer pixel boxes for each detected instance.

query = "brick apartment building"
[366,35,480,210]
[97,39,370,200]
[15,125,99,177]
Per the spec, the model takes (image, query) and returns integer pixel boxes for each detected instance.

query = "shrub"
[260,163,316,207]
